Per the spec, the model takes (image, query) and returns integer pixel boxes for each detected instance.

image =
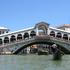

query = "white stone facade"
[0,22,70,46]
[0,26,9,34]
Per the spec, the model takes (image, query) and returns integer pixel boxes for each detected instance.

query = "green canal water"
[0,55,70,70]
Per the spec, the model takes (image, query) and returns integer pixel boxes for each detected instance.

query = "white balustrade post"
[36,28,39,36]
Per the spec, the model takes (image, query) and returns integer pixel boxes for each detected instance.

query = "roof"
[57,24,70,28]
[0,26,9,30]
[35,21,49,28]
[49,26,70,33]
[64,24,70,27]
[0,27,34,37]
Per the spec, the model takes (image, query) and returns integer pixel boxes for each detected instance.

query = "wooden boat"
[38,50,49,55]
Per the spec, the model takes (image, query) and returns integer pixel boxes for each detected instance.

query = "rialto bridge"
[0,22,70,54]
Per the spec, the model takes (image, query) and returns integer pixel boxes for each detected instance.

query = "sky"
[0,0,70,31]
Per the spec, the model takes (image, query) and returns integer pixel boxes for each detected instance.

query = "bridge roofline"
[49,27,70,33]
[34,21,49,28]
[0,27,34,37]
[0,22,70,37]
[0,26,9,30]
[57,24,70,28]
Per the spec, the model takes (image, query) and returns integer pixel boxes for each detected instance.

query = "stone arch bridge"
[0,22,70,54]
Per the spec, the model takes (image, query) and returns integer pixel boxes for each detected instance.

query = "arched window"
[0,38,2,45]
[24,32,29,39]
[63,34,68,40]
[30,31,36,37]
[50,31,55,37]
[4,37,9,43]
[56,32,62,38]
[10,35,16,42]
[17,34,22,40]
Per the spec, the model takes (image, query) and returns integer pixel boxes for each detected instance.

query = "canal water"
[0,55,70,70]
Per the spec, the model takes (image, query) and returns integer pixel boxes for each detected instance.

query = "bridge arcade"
[0,21,70,47]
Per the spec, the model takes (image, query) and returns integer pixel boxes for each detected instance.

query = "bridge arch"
[13,38,67,54]
[17,34,22,40]
[13,41,53,54]
[4,37,9,44]
[50,31,55,37]
[24,32,29,39]
[10,35,16,42]
[30,31,36,38]
[63,34,68,40]
[56,32,62,38]
[0,38,2,45]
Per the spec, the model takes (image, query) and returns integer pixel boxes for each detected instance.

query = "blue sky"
[0,0,70,31]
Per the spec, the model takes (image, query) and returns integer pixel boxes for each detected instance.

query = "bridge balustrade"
[49,36,70,46]
[0,34,70,48]
[0,36,35,48]
[34,35,50,40]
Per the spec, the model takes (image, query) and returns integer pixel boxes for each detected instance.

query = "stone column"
[36,28,39,36]
[61,33,64,40]
[68,35,69,41]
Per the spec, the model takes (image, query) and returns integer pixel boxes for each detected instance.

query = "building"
[0,26,9,35]
[57,24,70,32]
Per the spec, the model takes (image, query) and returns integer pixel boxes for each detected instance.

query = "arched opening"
[4,37,9,44]
[50,31,55,37]
[35,22,49,35]
[69,38,70,41]
[13,40,67,54]
[63,34,68,40]
[17,34,22,40]
[24,32,29,39]
[0,38,2,45]
[10,35,16,42]
[56,32,62,38]
[30,31,36,38]
[38,25,47,35]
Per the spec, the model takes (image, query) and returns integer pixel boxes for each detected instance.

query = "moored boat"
[38,50,49,55]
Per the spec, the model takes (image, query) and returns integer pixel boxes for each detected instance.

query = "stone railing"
[0,35,70,48]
